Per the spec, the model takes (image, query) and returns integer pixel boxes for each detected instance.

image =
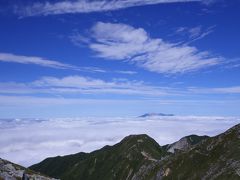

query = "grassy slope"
[30,124,240,180]
[30,134,165,180]
[151,124,240,179]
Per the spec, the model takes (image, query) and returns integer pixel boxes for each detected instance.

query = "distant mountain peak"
[138,113,174,118]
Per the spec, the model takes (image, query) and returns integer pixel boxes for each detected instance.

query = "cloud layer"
[0,116,239,166]
[73,22,222,74]
[16,0,201,17]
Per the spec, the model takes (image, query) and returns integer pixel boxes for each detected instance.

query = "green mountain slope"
[30,124,240,180]
[30,134,167,180]
[134,124,240,179]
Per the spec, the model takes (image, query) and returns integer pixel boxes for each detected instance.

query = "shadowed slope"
[30,134,165,180]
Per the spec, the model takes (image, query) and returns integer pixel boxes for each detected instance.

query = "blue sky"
[0,0,240,117]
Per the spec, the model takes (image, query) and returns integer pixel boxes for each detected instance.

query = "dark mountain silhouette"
[1,124,239,180]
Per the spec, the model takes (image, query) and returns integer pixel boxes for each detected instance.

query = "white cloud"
[202,0,218,5]
[0,52,139,74]
[16,0,201,17]
[189,26,204,38]
[0,52,77,70]
[176,25,215,43]
[0,116,239,166]
[0,76,171,96]
[115,70,137,75]
[78,22,222,74]
[0,52,109,73]
[1,75,240,98]
[0,95,144,106]
[189,86,240,94]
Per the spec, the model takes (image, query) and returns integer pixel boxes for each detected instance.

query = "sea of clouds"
[0,116,239,167]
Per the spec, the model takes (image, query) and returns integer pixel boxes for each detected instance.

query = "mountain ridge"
[30,134,165,180]
[1,124,239,180]
[30,124,240,179]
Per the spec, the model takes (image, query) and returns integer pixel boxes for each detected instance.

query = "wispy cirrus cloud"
[0,52,137,74]
[0,52,107,73]
[115,70,137,75]
[0,76,171,96]
[72,22,222,74]
[176,25,215,43]
[15,0,203,17]
[1,75,240,98]
[0,52,78,70]
[1,76,239,118]
[189,86,240,94]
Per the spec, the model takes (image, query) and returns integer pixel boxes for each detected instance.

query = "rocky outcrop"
[150,124,240,179]
[163,134,209,153]
[0,158,58,180]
